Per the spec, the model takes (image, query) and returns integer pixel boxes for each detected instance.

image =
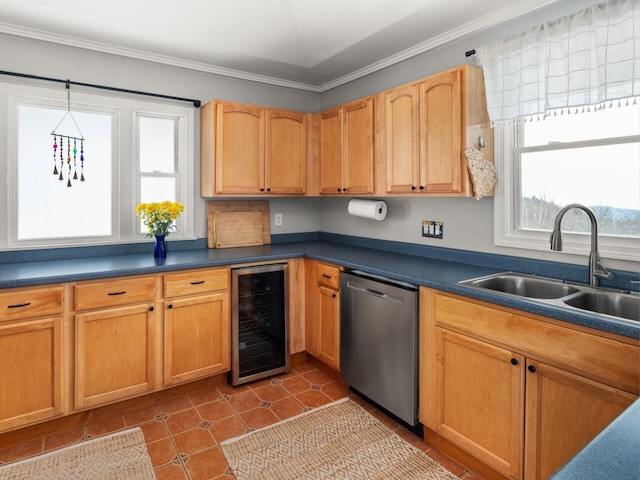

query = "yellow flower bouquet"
[136,201,185,237]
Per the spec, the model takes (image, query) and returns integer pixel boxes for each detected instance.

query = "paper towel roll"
[347,199,387,221]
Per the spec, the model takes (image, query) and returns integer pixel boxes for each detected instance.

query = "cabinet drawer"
[316,263,340,289]
[164,268,229,298]
[75,276,155,311]
[0,286,64,321]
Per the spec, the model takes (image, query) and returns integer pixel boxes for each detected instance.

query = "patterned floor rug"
[0,427,155,480]
[221,398,459,480]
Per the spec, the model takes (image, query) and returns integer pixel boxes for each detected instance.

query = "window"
[495,102,640,261]
[17,104,113,240]
[138,115,180,234]
[1,82,194,249]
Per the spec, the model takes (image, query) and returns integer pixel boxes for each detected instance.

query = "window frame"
[494,120,640,262]
[0,81,195,250]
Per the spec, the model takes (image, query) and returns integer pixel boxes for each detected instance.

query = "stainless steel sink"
[459,273,580,299]
[459,272,640,324]
[563,292,640,322]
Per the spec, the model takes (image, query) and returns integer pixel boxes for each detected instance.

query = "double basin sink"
[460,272,640,324]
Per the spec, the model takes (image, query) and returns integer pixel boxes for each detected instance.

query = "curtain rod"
[465,49,476,57]
[0,70,201,108]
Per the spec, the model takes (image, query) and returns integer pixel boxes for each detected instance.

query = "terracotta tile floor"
[0,361,482,480]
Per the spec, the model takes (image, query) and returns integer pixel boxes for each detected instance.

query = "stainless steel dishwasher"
[340,270,419,426]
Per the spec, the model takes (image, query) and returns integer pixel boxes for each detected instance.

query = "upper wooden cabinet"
[201,65,490,198]
[376,65,492,196]
[200,100,308,196]
[316,97,375,195]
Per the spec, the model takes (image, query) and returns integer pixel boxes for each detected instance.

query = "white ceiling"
[0,0,559,91]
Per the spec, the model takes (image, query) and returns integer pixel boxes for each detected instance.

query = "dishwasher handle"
[345,280,405,304]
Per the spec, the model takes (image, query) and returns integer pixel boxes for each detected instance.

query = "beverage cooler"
[231,263,289,385]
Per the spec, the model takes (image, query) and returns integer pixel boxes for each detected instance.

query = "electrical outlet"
[422,220,443,239]
[274,213,283,227]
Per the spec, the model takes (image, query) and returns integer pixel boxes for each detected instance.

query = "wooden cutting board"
[207,201,271,248]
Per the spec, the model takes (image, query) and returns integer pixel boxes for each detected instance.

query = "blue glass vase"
[154,234,167,259]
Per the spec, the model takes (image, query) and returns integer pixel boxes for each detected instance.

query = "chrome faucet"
[550,203,612,287]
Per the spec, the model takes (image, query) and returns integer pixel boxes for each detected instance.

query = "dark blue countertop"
[0,236,638,339]
[550,398,640,480]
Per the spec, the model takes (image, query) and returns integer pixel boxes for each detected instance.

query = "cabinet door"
[318,108,343,194]
[434,328,524,478]
[215,102,265,194]
[382,84,421,193]
[524,360,636,480]
[75,304,156,409]
[0,317,65,431]
[317,286,340,370]
[164,293,230,385]
[419,69,463,193]
[266,110,307,194]
[343,98,375,194]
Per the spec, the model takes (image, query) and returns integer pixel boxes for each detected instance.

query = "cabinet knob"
[510,358,519,366]
[149,306,154,312]
[332,293,337,298]
[419,185,425,191]
[528,365,537,373]
[411,186,416,191]
[260,188,265,192]
[168,304,173,309]
[337,188,341,192]
[266,188,271,192]
[343,188,348,192]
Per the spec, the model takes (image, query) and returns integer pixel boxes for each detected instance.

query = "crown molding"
[0,21,320,92]
[318,0,559,92]
[0,0,558,93]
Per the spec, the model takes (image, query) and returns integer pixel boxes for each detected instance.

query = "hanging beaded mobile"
[50,82,85,187]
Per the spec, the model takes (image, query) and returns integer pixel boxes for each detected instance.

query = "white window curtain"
[475,0,640,125]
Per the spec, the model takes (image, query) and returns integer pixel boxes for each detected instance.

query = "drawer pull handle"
[8,302,32,309]
[322,274,332,279]
[107,291,127,296]
[190,281,206,285]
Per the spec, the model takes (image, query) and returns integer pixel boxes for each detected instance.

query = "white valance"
[475,0,640,125]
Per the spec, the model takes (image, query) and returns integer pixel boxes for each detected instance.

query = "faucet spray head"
[550,229,563,251]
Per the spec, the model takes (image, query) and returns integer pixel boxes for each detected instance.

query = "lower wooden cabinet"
[316,285,340,369]
[421,287,639,480]
[0,285,66,431]
[524,360,634,479]
[163,267,230,385]
[164,292,230,385]
[434,328,524,478]
[0,316,65,431]
[75,303,157,409]
[305,259,341,370]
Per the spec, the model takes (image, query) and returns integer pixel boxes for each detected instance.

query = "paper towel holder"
[347,198,387,221]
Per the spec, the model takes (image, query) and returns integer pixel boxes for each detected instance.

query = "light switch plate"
[422,220,443,239]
